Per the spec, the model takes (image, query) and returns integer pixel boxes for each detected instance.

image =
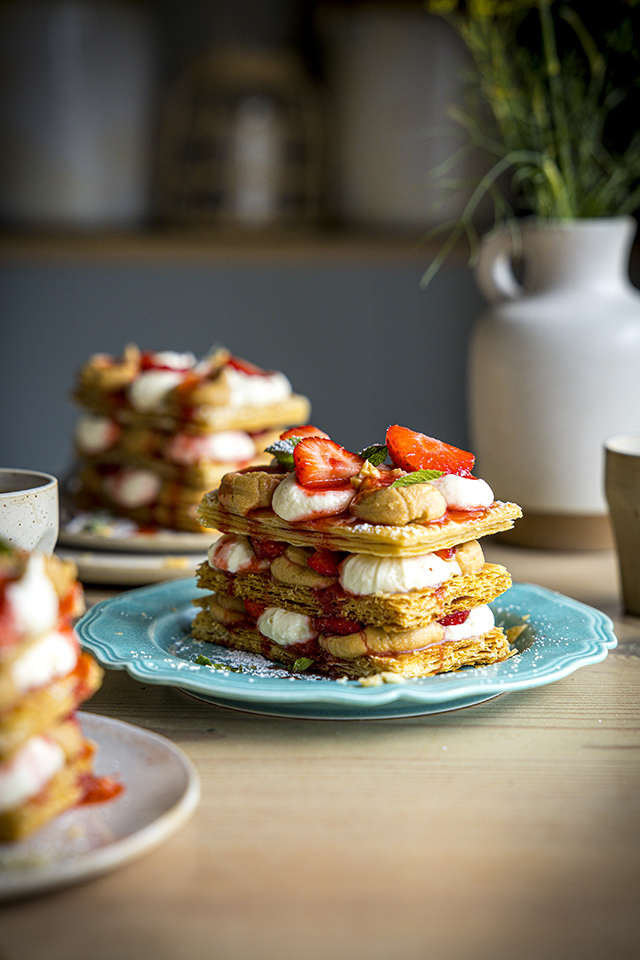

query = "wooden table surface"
[1,543,639,960]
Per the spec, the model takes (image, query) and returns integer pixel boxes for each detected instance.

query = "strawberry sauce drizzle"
[79,773,124,805]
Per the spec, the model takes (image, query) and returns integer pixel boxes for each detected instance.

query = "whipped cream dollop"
[441,604,495,642]
[0,735,65,812]
[128,370,187,413]
[10,630,78,695]
[5,554,59,638]
[428,474,494,510]
[340,552,461,596]
[74,414,120,455]
[104,468,161,508]
[208,535,268,574]
[224,367,291,408]
[166,430,256,465]
[148,351,196,370]
[257,607,317,646]
[271,473,356,522]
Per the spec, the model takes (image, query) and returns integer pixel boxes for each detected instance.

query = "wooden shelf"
[0,225,455,266]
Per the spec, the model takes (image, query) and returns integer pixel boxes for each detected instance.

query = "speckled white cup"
[0,469,59,554]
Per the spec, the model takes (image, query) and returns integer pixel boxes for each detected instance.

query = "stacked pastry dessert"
[193,424,523,680]
[0,542,106,841]
[68,344,311,532]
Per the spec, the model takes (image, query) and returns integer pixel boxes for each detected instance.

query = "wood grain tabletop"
[1,543,638,960]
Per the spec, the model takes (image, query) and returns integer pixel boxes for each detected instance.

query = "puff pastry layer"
[191,614,513,680]
[68,346,310,532]
[197,491,522,556]
[195,559,512,630]
[1,548,108,841]
[0,719,96,843]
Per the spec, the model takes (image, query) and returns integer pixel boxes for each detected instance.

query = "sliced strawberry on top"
[293,437,365,489]
[227,355,267,376]
[386,424,475,477]
[140,351,189,372]
[279,425,330,442]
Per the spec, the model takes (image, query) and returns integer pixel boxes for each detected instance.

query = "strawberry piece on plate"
[293,437,365,488]
[279,425,330,441]
[386,425,475,477]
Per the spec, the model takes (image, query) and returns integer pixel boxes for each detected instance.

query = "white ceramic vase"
[468,216,640,549]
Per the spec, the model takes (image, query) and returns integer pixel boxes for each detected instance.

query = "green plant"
[422,0,640,285]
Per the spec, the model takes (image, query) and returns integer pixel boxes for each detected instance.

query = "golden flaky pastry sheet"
[77,392,311,436]
[190,616,513,680]
[196,492,523,556]
[195,561,512,630]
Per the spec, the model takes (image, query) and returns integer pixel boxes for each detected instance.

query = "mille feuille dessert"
[192,424,523,680]
[67,344,311,532]
[0,542,108,842]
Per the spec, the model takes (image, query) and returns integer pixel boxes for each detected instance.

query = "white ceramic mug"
[0,469,59,554]
[604,435,640,616]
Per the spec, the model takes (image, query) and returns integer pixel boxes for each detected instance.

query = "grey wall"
[0,256,485,482]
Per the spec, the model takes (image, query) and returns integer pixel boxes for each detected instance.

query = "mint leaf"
[392,469,443,487]
[265,436,301,469]
[194,653,244,672]
[292,657,314,672]
[359,443,388,466]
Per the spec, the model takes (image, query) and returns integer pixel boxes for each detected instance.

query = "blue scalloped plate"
[76,580,617,720]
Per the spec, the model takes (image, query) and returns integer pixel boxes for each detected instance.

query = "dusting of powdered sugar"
[169,633,332,682]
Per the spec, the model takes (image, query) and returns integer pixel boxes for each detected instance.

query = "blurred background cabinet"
[0,0,493,477]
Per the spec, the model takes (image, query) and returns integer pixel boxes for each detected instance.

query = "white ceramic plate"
[76,579,618,720]
[58,522,212,555]
[0,714,200,900]
[56,546,203,586]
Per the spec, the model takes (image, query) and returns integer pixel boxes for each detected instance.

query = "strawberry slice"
[386,425,475,477]
[312,615,363,636]
[227,355,267,376]
[279,425,330,441]
[250,538,287,561]
[438,609,470,626]
[244,599,265,621]
[307,548,344,578]
[293,437,365,489]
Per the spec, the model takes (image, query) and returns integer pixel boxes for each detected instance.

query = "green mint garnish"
[392,469,443,487]
[359,443,388,466]
[292,657,314,672]
[194,653,244,672]
[265,436,302,469]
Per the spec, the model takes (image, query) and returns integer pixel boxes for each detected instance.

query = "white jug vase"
[468,216,640,549]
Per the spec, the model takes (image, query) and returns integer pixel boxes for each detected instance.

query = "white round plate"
[56,546,203,586]
[58,523,212,555]
[75,579,618,721]
[0,714,200,900]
